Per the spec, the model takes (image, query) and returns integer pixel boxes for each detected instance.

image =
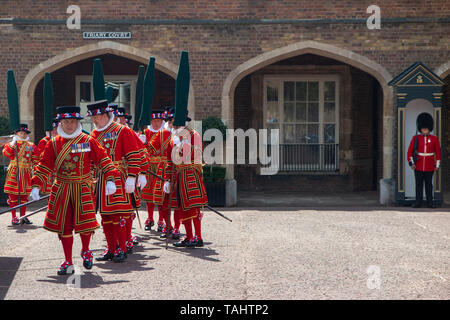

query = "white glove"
[125,177,136,193]
[139,134,146,144]
[30,187,40,201]
[172,136,181,146]
[10,135,18,147]
[105,181,117,196]
[137,174,147,188]
[163,181,171,193]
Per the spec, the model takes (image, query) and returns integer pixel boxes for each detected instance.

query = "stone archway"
[435,61,450,79]
[221,40,394,183]
[20,40,195,135]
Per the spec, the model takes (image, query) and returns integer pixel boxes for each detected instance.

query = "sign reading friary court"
[83,32,131,39]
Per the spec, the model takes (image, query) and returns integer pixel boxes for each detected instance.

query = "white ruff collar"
[147,124,163,133]
[16,135,30,142]
[94,112,115,132]
[57,122,82,139]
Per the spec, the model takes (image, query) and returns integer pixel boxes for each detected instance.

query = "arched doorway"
[222,41,393,183]
[19,41,195,138]
[222,41,393,196]
[33,54,175,137]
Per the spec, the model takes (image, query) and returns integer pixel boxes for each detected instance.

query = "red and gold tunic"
[141,127,161,202]
[31,133,118,235]
[146,129,171,205]
[91,121,142,215]
[3,140,39,195]
[36,136,53,194]
[165,127,208,212]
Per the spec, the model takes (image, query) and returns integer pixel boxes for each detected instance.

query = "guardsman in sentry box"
[407,112,441,208]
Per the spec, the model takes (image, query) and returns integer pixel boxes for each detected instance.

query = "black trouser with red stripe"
[414,170,434,206]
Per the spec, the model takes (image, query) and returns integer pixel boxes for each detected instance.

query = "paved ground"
[0,205,449,300]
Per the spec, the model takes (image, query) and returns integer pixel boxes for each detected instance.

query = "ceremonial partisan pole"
[146,170,232,223]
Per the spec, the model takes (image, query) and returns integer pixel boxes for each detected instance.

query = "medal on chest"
[104,132,118,142]
[24,145,33,158]
[71,142,91,153]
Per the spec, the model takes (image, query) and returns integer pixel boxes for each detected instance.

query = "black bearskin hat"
[416,112,434,132]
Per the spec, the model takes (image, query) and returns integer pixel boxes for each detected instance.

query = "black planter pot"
[0,177,7,206]
[205,182,226,207]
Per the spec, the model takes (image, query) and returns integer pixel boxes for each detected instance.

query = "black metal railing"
[277,143,339,172]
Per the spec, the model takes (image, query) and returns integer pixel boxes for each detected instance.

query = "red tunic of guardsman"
[3,124,39,225]
[141,110,168,232]
[407,112,441,208]
[30,106,119,275]
[88,100,143,262]
[36,119,60,194]
[165,122,208,248]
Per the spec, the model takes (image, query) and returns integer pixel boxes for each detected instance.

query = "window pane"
[266,101,279,124]
[324,124,336,143]
[295,102,306,122]
[284,102,295,122]
[324,81,335,101]
[307,102,319,122]
[324,102,336,122]
[80,82,91,102]
[307,124,319,144]
[283,124,295,144]
[308,82,319,101]
[296,124,307,143]
[295,82,307,101]
[266,81,278,102]
[284,81,295,101]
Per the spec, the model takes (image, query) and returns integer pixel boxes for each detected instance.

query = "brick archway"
[221,40,394,181]
[20,40,195,135]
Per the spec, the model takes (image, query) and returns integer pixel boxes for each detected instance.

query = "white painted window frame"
[263,74,340,172]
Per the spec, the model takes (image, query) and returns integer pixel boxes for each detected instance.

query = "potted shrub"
[201,117,227,207]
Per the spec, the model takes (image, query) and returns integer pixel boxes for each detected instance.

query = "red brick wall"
[0,1,449,121]
[1,0,448,20]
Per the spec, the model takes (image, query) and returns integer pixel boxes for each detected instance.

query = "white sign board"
[83,32,131,39]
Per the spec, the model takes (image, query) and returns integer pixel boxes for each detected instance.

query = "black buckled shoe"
[22,217,33,225]
[171,229,180,240]
[160,227,173,239]
[81,250,93,270]
[173,238,189,247]
[144,219,154,231]
[96,249,114,261]
[193,236,204,247]
[113,249,126,263]
[57,261,74,276]
[131,236,139,245]
[126,241,133,254]
[174,238,196,248]
[157,222,165,232]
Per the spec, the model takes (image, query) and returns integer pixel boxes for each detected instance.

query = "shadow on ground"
[0,257,23,300]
